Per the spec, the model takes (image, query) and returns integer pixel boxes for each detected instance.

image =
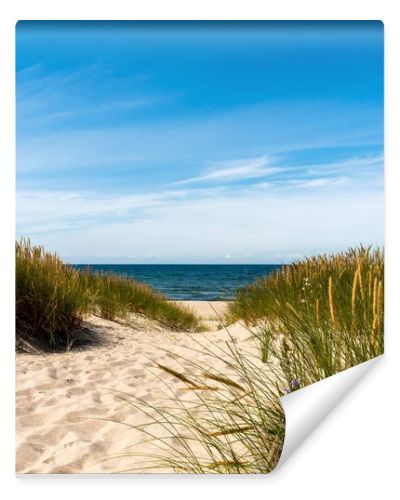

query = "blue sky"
[16,21,384,263]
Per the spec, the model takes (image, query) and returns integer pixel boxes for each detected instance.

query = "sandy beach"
[16,301,263,474]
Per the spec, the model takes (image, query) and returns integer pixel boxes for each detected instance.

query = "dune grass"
[16,240,90,348]
[113,245,384,474]
[17,241,384,472]
[16,240,201,348]
[79,270,201,331]
[105,337,286,474]
[227,245,384,387]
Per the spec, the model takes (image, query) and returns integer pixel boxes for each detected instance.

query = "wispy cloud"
[16,150,382,248]
[16,150,383,233]
[16,185,227,235]
[17,99,383,175]
[306,154,383,175]
[16,180,384,263]
[297,177,348,188]
[17,64,171,134]
[269,176,349,189]
[175,155,282,185]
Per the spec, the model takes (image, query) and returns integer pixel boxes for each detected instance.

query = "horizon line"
[68,262,286,266]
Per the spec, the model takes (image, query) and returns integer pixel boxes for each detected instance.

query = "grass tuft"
[16,239,201,348]
[79,270,201,331]
[227,245,384,386]
[16,239,90,348]
[107,336,286,474]
[112,245,384,474]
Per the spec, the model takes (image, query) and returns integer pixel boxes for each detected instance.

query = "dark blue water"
[73,264,281,300]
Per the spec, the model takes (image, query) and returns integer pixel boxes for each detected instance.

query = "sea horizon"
[73,263,281,301]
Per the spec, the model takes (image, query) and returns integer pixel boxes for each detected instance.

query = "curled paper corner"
[273,355,383,473]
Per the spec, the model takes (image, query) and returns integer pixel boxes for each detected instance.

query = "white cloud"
[276,176,349,189]
[175,155,282,185]
[16,149,383,252]
[16,175,384,263]
[17,64,168,133]
[299,177,348,188]
[16,186,227,235]
[17,100,382,173]
[306,154,383,175]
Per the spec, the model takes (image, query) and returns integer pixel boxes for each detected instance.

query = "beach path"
[16,301,264,473]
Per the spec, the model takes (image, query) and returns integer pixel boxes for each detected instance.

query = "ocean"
[73,264,281,301]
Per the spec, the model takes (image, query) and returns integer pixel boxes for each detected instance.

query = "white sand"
[16,301,265,474]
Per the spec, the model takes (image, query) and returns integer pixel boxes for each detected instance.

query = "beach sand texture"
[16,301,268,474]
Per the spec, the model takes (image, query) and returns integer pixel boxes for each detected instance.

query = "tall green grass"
[16,240,200,348]
[228,245,384,386]
[114,245,383,474]
[79,270,200,331]
[16,240,90,348]
[105,338,285,473]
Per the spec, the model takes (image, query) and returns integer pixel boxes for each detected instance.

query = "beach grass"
[16,240,90,348]
[16,241,384,472]
[16,239,201,348]
[108,338,285,474]
[115,245,384,473]
[227,245,384,387]
[79,270,200,331]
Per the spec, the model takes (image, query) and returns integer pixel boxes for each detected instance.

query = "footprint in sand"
[36,382,58,392]
[17,412,47,427]
[16,388,33,398]
[16,403,35,417]
[48,367,58,379]
[91,391,102,404]
[42,396,59,408]
[28,364,44,372]
[67,387,86,397]
[128,368,145,379]
[89,440,109,455]
[16,442,46,471]
[29,426,68,447]
[88,371,108,381]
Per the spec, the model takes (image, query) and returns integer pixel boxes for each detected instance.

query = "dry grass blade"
[208,426,253,437]
[109,335,286,474]
[156,363,208,389]
[202,372,246,391]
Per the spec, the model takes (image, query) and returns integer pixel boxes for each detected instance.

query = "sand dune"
[16,301,264,474]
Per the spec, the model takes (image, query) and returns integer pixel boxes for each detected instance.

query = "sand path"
[16,301,265,474]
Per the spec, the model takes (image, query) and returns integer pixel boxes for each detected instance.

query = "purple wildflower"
[289,378,301,391]
[284,378,301,394]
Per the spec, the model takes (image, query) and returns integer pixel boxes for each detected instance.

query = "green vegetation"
[16,240,90,348]
[16,241,384,472]
[16,240,200,348]
[106,340,285,473]
[227,246,384,386]
[117,246,383,473]
[80,270,200,331]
